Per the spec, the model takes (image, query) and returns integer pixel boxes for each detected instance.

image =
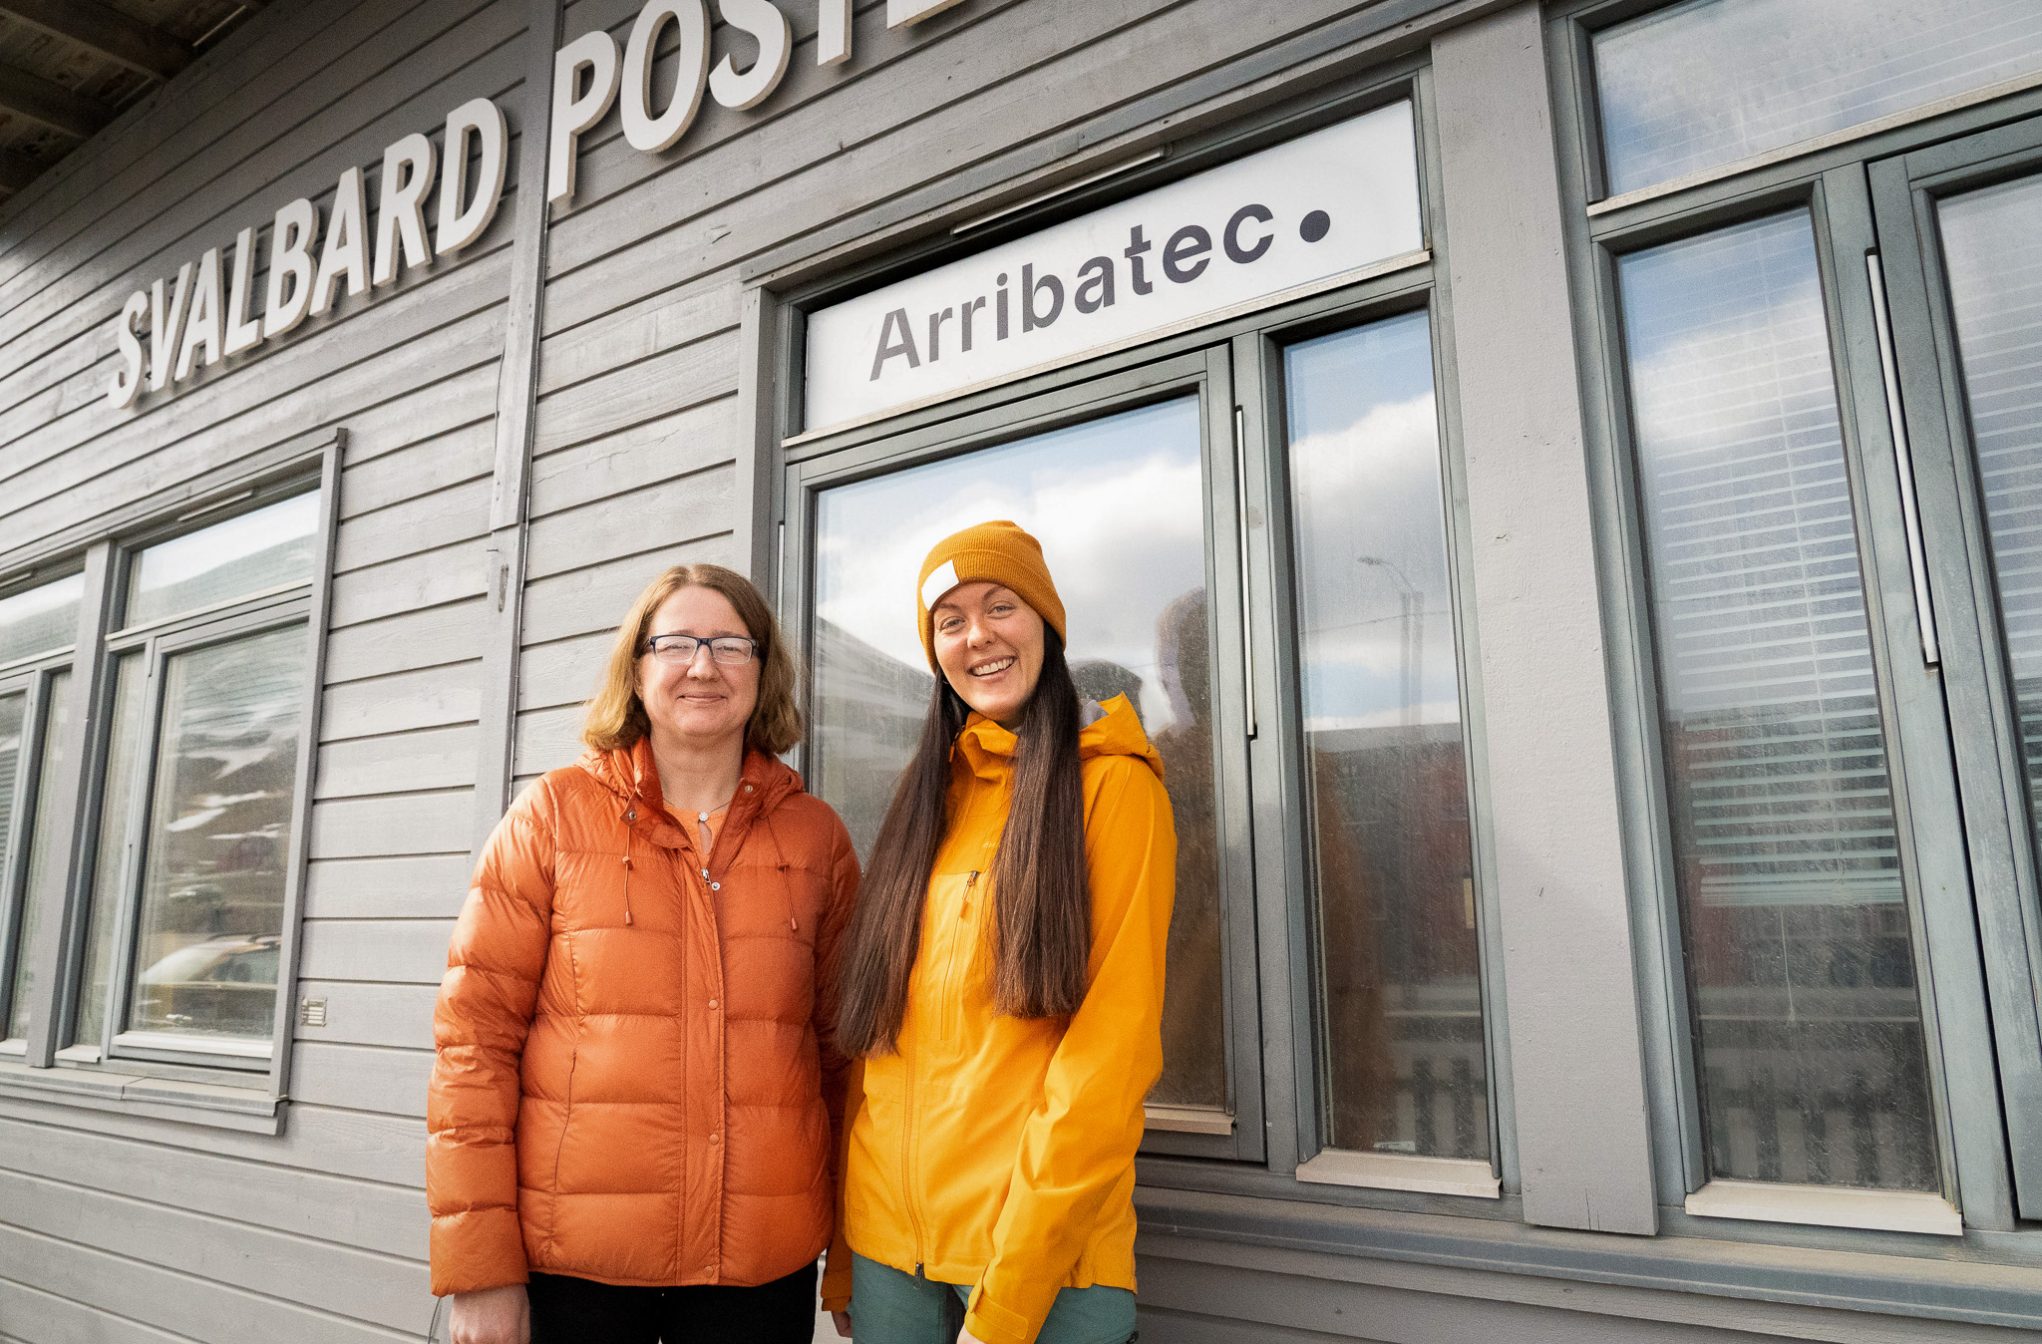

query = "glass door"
[1870,116,2042,1217]
[785,347,1264,1160]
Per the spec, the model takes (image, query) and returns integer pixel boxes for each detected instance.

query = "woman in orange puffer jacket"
[428,563,858,1344]
[826,521,1175,1344]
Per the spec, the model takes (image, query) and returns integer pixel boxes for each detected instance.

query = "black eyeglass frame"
[642,633,761,665]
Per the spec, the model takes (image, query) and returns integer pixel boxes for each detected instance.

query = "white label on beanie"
[921,560,960,609]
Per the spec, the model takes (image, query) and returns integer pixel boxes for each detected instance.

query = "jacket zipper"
[941,870,979,1045]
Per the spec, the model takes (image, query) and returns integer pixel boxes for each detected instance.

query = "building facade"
[1,0,2040,1339]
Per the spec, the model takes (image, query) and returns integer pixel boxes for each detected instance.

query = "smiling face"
[931,581,1046,726]
[637,584,760,753]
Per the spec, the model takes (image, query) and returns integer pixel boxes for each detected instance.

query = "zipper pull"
[962,869,979,916]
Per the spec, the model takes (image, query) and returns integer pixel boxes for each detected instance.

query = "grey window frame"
[1549,0,2041,1253]
[0,432,341,1133]
[768,65,1523,1216]
[0,625,76,1048]
[1864,114,2042,1220]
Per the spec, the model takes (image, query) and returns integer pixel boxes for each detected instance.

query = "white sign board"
[804,101,1423,432]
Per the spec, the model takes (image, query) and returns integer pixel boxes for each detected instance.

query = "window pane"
[5,672,73,1040]
[1939,174,2042,956]
[810,399,1230,1111]
[0,692,22,889]
[1619,213,1938,1189]
[71,653,146,1048]
[1283,313,1489,1161]
[1594,0,2042,196]
[125,625,306,1041]
[124,493,318,629]
[0,573,83,666]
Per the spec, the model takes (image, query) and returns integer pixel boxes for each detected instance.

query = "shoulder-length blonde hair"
[582,563,803,755]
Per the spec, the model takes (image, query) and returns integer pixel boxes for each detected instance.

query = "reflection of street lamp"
[1357,556,1422,728]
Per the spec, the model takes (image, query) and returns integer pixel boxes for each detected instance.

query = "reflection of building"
[809,616,931,856]
[1308,721,1485,1156]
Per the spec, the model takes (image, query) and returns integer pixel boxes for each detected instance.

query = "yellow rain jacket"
[825,694,1176,1344]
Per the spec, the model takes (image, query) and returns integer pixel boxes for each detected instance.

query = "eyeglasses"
[644,633,759,666]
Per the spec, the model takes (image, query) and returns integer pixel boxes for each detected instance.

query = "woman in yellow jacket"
[823,521,1176,1344]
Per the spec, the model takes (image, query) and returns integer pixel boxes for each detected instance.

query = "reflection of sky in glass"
[126,492,319,628]
[815,399,1206,731]
[1285,313,1456,729]
[0,573,83,667]
[1595,0,2042,195]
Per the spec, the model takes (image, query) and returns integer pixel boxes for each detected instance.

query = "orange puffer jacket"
[426,739,859,1296]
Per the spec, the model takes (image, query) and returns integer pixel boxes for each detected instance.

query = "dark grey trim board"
[473,0,564,848]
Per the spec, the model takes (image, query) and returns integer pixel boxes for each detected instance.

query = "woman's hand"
[954,1329,989,1344]
[448,1285,530,1344]
[832,1308,853,1337]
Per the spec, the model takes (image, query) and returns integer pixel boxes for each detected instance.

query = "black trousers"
[526,1262,818,1344]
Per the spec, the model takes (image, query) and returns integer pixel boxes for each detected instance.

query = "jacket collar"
[952,693,1166,785]
[578,736,805,851]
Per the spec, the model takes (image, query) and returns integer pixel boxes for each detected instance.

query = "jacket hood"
[954,693,1165,785]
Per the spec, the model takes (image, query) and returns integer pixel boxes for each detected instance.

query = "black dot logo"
[1299,210,1331,243]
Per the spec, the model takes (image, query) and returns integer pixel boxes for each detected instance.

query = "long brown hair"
[582,563,803,755]
[836,633,1091,1056]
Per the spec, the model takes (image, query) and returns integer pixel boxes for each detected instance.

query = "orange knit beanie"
[915,520,1066,670]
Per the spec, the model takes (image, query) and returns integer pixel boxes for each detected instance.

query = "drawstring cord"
[621,806,638,926]
[760,809,798,933]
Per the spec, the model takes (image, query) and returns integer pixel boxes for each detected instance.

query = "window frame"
[1863,116,2042,1221]
[0,628,76,1050]
[1549,0,2034,1246]
[0,434,340,1130]
[769,65,1523,1218]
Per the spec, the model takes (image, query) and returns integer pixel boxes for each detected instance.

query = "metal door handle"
[1866,251,1940,667]
[1234,405,1258,738]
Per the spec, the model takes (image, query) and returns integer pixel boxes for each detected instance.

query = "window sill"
[1684,1179,1962,1238]
[0,1058,283,1134]
[1297,1150,1502,1199]
[1147,1103,1235,1136]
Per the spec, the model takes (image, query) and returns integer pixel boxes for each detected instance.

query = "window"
[1590,0,2042,196]
[809,395,1237,1119]
[0,465,332,1112]
[1281,313,1492,1170]
[1563,0,2042,1232]
[73,492,320,1063]
[0,575,83,1049]
[1615,214,1937,1191]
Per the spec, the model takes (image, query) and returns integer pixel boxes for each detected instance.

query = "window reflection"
[72,653,145,1048]
[1938,175,2042,956]
[1284,313,1490,1161]
[1594,0,2042,196]
[5,673,73,1039]
[1619,213,1938,1190]
[810,398,1229,1111]
[0,574,83,667]
[125,627,306,1040]
[124,493,318,629]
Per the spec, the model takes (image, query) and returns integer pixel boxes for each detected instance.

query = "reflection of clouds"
[1288,355,1457,722]
[816,400,1206,730]
[1596,0,2042,193]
